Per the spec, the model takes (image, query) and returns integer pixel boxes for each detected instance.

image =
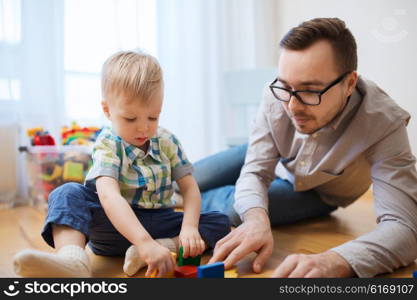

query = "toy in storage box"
[22,145,93,209]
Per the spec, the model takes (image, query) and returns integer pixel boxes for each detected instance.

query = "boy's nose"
[136,121,149,133]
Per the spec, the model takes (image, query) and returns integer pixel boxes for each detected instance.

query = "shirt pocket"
[320,169,345,177]
[313,169,345,187]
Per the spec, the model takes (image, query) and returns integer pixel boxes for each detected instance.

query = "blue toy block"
[197,262,224,278]
[413,271,417,278]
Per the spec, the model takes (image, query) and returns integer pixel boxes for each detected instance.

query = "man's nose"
[288,94,304,112]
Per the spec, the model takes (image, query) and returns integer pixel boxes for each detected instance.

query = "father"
[195,17,417,277]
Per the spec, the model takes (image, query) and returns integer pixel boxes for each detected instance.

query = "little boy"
[14,50,231,277]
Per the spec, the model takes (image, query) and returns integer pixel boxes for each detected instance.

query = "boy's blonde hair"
[101,50,163,102]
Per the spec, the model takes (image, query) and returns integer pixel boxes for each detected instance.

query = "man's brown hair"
[280,17,357,74]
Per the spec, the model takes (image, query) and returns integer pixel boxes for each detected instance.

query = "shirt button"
[300,161,306,166]
[312,133,318,138]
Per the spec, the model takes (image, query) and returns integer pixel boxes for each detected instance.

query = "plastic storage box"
[20,145,92,209]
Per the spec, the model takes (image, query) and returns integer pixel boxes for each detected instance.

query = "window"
[63,0,157,124]
[0,0,21,101]
[0,78,20,100]
[0,0,21,44]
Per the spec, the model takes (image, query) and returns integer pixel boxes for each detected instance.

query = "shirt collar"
[110,128,162,163]
[320,86,362,133]
[123,138,162,163]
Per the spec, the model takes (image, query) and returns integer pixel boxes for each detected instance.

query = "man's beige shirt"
[235,76,417,277]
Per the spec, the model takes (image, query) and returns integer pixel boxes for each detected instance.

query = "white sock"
[157,238,179,253]
[13,245,91,278]
[123,238,179,276]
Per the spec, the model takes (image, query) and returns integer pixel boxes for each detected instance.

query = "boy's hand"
[179,226,206,258]
[137,239,176,277]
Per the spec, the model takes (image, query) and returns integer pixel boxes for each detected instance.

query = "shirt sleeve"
[234,87,281,219]
[167,133,194,181]
[84,130,121,188]
[331,123,417,277]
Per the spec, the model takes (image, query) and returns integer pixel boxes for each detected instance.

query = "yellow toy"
[61,122,101,146]
[148,252,177,278]
[41,165,63,182]
[26,127,44,138]
[224,267,239,278]
[63,161,84,182]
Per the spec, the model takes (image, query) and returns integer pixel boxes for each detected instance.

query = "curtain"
[156,0,278,161]
[0,0,65,203]
[0,0,279,201]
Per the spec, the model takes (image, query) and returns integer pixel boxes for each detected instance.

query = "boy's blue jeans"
[42,183,230,256]
[195,144,337,227]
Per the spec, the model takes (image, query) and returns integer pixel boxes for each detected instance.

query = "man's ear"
[101,100,111,119]
[346,71,358,97]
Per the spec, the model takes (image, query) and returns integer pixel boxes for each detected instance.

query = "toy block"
[174,266,198,278]
[413,271,417,278]
[197,262,224,278]
[149,270,158,278]
[27,127,44,137]
[148,253,178,278]
[63,161,84,182]
[224,267,238,278]
[41,165,63,182]
[171,251,177,262]
[178,246,201,266]
[163,252,178,278]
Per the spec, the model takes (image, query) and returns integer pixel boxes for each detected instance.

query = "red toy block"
[174,265,198,278]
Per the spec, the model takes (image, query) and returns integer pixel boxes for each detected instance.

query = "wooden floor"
[1,190,416,278]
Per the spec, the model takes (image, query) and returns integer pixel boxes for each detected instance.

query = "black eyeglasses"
[269,72,350,106]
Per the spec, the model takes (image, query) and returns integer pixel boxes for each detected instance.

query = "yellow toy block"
[27,127,44,137]
[149,270,158,278]
[171,251,177,262]
[225,267,238,278]
[165,252,177,277]
[148,252,178,278]
[41,165,63,182]
[63,161,84,182]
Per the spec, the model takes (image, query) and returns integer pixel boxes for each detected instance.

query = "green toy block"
[178,246,201,266]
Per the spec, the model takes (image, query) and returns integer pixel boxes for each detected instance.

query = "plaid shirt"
[85,126,193,208]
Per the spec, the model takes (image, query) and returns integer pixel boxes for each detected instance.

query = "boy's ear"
[101,100,111,119]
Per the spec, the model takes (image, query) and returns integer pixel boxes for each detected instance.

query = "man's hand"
[271,250,355,278]
[137,238,176,277]
[208,208,273,273]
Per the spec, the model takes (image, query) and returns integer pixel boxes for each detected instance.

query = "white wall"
[275,0,417,154]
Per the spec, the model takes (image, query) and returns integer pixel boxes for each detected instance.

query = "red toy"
[32,131,56,146]
[174,266,198,278]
